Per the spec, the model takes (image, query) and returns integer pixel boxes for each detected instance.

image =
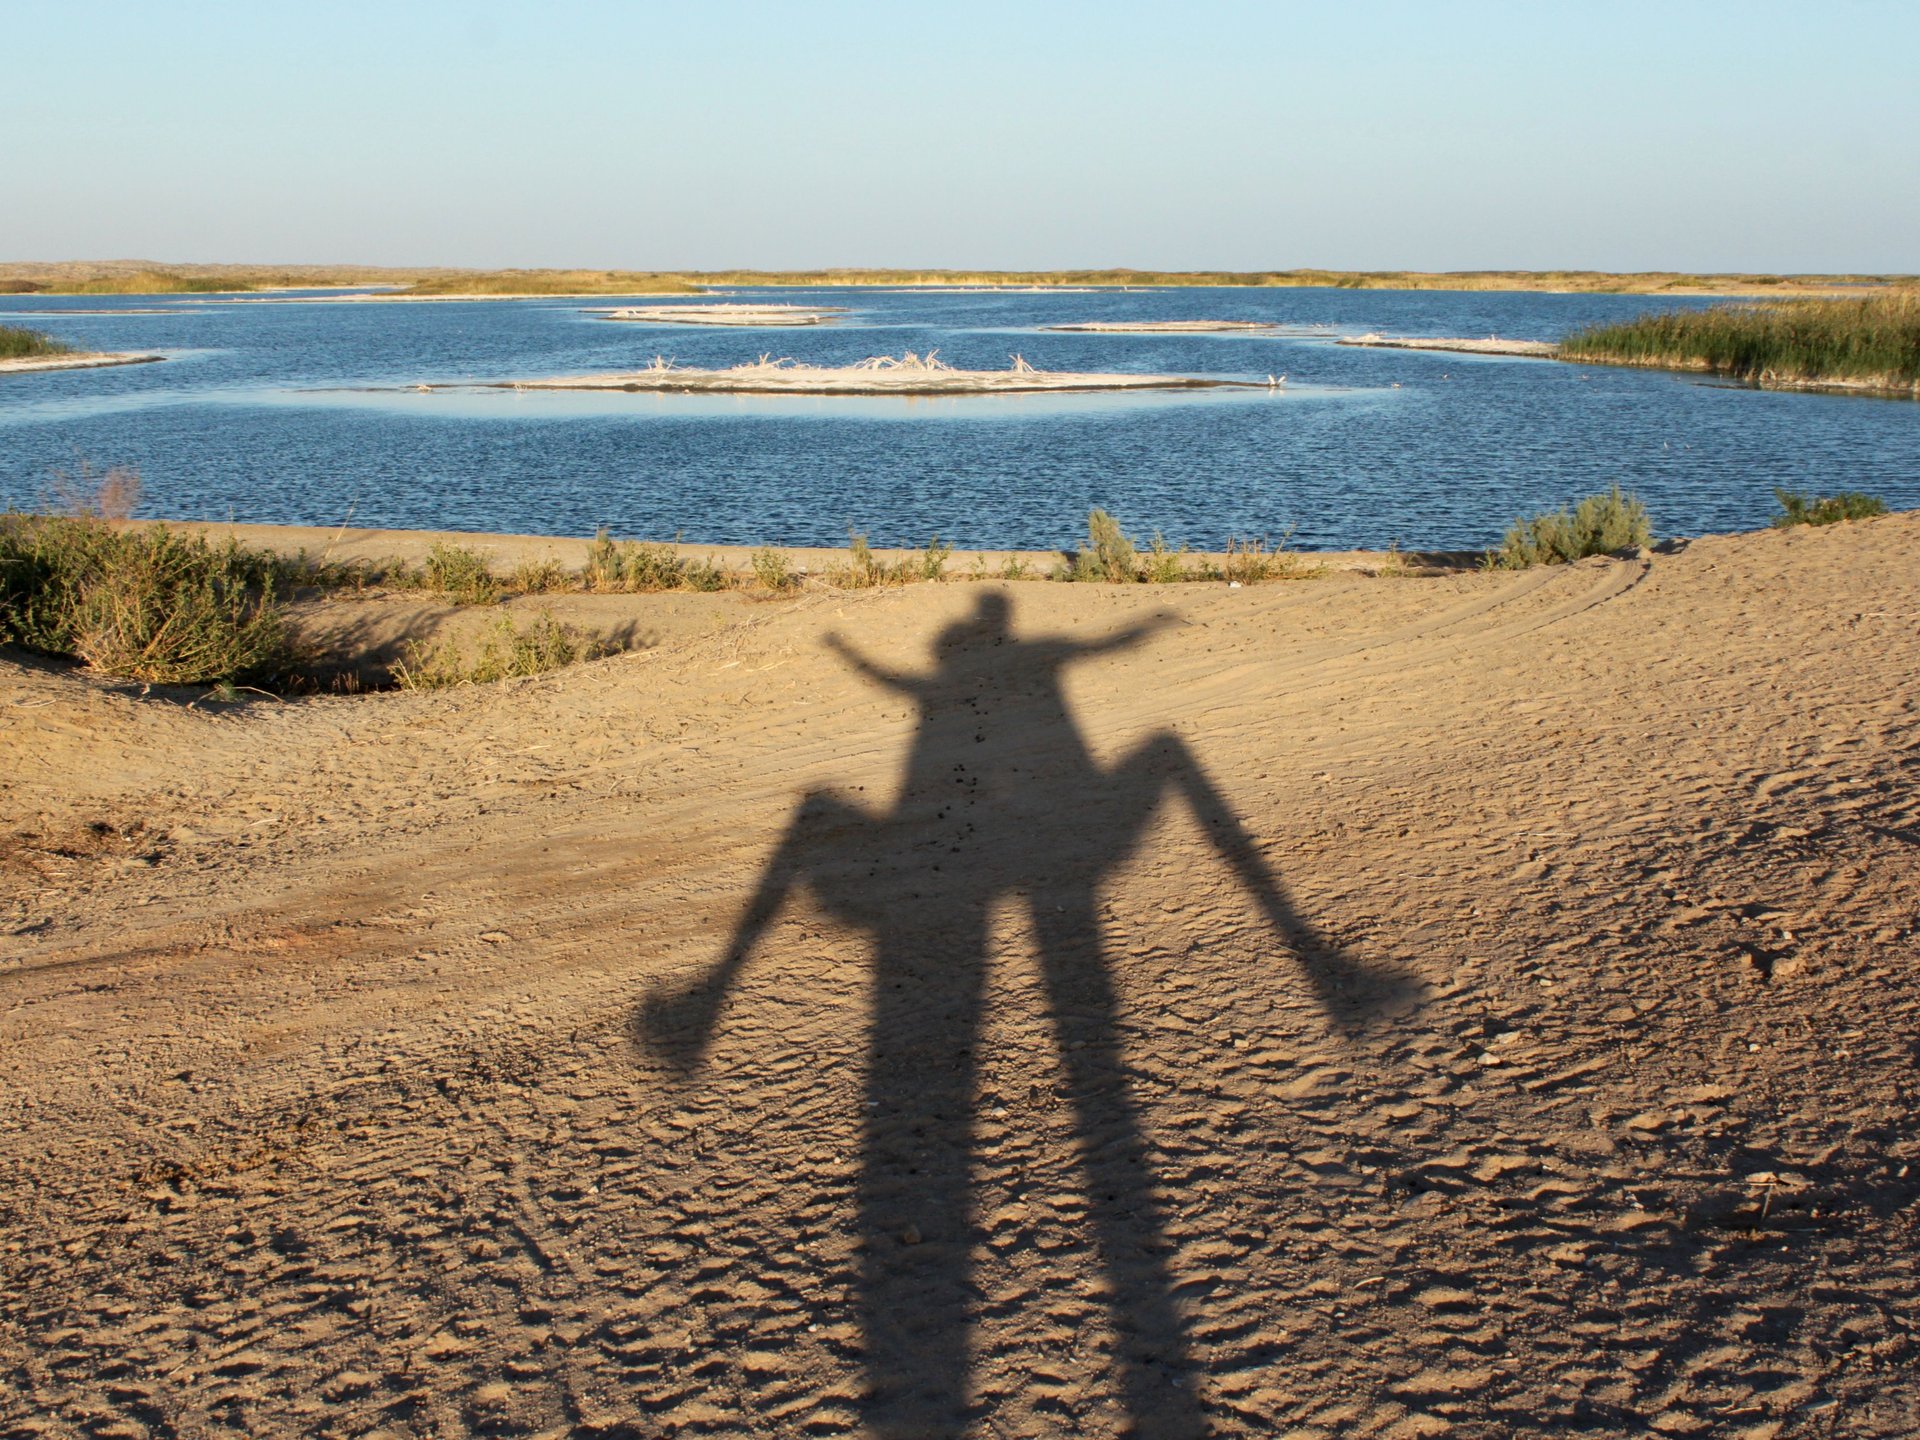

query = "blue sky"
[6,0,1916,271]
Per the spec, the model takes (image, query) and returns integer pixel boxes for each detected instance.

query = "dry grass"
[391,270,701,297]
[585,531,733,593]
[390,612,614,689]
[510,554,574,594]
[751,547,799,592]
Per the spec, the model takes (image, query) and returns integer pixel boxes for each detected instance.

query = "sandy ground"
[3,516,1918,1438]
[0,352,164,375]
[1336,336,1560,358]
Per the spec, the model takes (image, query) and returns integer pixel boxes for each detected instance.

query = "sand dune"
[3,515,1918,1436]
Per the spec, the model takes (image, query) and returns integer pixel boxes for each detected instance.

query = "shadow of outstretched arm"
[639,791,875,1074]
[824,631,924,696]
[639,815,808,1075]
[1158,738,1429,1030]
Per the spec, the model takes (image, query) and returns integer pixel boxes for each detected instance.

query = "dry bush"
[1073,509,1141,582]
[510,554,574,594]
[1772,488,1888,527]
[0,514,289,684]
[1495,486,1651,568]
[391,612,613,689]
[421,543,500,604]
[751,547,799,592]
[50,461,143,521]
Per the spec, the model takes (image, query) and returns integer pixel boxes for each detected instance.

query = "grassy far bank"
[1559,290,1920,393]
[5,261,1912,297]
[686,268,1907,295]
[386,270,703,297]
[0,325,75,359]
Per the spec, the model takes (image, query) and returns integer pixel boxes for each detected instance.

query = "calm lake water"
[2,287,1913,551]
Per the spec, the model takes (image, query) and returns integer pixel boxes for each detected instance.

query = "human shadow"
[639,591,1418,1437]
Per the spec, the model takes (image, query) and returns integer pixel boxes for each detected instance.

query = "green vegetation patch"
[1494,486,1651,568]
[0,513,292,684]
[391,612,614,689]
[1057,510,1322,583]
[0,325,76,360]
[1772,488,1888,527]
[1560,291,1920,390]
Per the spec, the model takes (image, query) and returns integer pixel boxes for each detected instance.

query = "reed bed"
[1559,292,1920,392]
[0,325,75,360]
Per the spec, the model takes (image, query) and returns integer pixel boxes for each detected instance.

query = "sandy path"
[2,519,1917,1437]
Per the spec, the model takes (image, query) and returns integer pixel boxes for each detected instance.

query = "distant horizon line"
[5,260,1916,279]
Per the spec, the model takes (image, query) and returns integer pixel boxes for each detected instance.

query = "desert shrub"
[1,325,74,360]
[1494,485,1651,568]
[1144,533,1189,583]
[391,611,612,689]
[998,554,1033,580]
[683,556,731,592]
[421,543,499,604]
[1772,488,1888,527]
[829,531,914,588]
[584,528,626,591]
[510,554,574,593]
[0,514,290,683]
[1225,530,1324,582]
[752,546,798,591]
[623,542,686,590]
[585,531,707,591]
[1371,541,1412,578]
[918,536,953,581]
[1075,509,1141,582]
[1222,535,1275,583]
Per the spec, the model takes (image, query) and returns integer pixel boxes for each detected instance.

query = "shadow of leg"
[1031,891,1210,1439]
[1126,734,1430,1030]
[858,924,988,1440]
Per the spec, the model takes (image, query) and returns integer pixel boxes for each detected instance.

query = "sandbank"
[0,351,165,375]
[1336,333,1560,357]
[597,303,845,327]
[473,351,1249,396]
[1044,320,1279,333]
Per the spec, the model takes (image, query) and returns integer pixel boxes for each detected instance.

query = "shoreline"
[122,519,1485,575]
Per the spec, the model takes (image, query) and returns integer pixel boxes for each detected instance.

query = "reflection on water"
[0,287,1913,550]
